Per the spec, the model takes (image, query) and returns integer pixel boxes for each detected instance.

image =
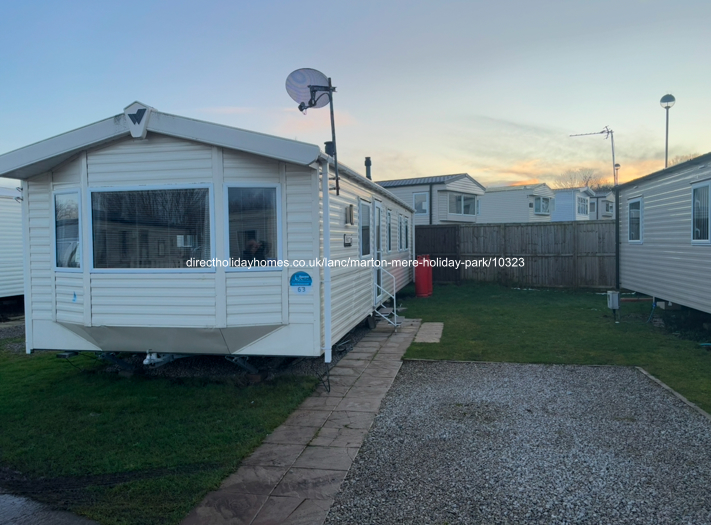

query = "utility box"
[607,290,620,310]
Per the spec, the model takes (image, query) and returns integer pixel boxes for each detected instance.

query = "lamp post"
[614,163,620,185]
[660,94,675,168]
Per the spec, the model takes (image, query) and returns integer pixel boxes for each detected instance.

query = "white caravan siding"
[325,170,413,345]
[0,191,24,298]
[380,183,442,226]
[619,164,711,314]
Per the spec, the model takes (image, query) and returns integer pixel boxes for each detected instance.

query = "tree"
[668,153,700,167]
[553,168,609,190]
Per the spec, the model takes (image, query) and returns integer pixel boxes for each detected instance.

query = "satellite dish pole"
[570,126,618,186]
[286,68,340,195]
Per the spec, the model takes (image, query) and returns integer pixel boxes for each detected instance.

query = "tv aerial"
[570,126,618,186]
[286,68,340,194]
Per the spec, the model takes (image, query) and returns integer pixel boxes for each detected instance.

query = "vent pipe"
[365,157,372,180]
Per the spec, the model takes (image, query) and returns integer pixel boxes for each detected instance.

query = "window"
[404,217,409,250]
[227,186,279,266]
[606,201,614,214]
[360,201,371,256]
[413,192,429,215]
[91,187,211,269]
[398,214,403,250]
[54,191,81,270]
[448,193,477,215]
[692,183,710,243]
[628,198,642,243]
[577,196,589,215]
[590,201,597,213]
[387,210,392,252]
[534,197,551,215]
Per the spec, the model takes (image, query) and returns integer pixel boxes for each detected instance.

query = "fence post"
[573,222,579,288]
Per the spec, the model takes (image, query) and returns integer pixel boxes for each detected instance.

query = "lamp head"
[660,94,675,109]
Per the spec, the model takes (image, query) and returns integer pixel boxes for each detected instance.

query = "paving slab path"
[182,319,420,525]
[0,492,98,525]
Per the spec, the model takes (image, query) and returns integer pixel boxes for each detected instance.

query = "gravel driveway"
[325,362,711,525]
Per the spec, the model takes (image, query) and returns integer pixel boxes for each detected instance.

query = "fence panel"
[415,221,616,288]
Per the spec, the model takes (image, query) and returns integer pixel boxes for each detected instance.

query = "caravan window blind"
[91,188,211,269]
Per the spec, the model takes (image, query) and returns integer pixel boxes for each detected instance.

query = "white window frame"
[413,192,429,215]
[224,182,283,272]
[88,183,216,273]
[534,196,551,215]
[359,198,372,258]
[398,214,403,251]
[53,189,83,273]
[404,217,410,250]
[577,196,589,216]
[448,192,477,216]
[691,181,711,245]
[590,201,597,214]
[386,210,392,253]
[628,197,643,244]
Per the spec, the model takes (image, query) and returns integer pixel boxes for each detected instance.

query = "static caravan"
[589,190,615,220]
[0,187,24,298]
[617,153,711,315]
[477,183,555,224]
[0,102,414,364]
[551,187,595,222]
[376,174,485,226]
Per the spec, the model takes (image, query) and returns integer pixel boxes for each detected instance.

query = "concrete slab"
[414,322,444,343]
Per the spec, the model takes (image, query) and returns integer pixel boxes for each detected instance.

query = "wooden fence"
[415,221,616,288]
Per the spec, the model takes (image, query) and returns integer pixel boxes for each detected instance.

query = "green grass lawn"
[0,339,316,525]
[400,283,711,413]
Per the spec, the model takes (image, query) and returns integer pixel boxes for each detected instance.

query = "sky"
[1,0,710,190]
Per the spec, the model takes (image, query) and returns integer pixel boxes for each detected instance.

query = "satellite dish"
[286,68,330,109]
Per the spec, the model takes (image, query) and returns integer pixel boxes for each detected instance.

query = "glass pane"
[449,193,459,214]
[534,198,541,213]
[228,187,278,263]
[413,193,428,214]
[590,201,596,213]
[92,188,210,269]
[360,203,370,256]
[387,212,392,251]
[541,198,549,214]
[462,195,476,215]
[693,186,709,241]
[629,201,641,241]
[55,193,81,268]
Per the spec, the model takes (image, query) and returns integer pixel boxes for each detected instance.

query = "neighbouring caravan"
[551,187,595,222]
[477,183,555,224]
[376,174,485,225]
[0,187,24,298]
[618,153,711,315]
[0,102,414,363]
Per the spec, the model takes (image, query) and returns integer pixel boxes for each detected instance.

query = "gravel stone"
[325,362,711,525]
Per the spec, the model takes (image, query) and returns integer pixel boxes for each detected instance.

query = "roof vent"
[365,157,372,180]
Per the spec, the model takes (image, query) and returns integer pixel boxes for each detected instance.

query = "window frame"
[691,181,711,245]
[448,192,477,216]
[398,214,403,251]
[412,192,429,215]
[404,217,410,250]
[359,198,372,258]
[88,183,216,273]
[577,195,589,216]
[386,210,392,253]
[224,182,283,272]
[53,189,83,273]
[534,196,551,216]
[627,197,643,244]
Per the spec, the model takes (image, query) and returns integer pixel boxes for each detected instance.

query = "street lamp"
[660,94,675,168]
[614,163,620,184]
